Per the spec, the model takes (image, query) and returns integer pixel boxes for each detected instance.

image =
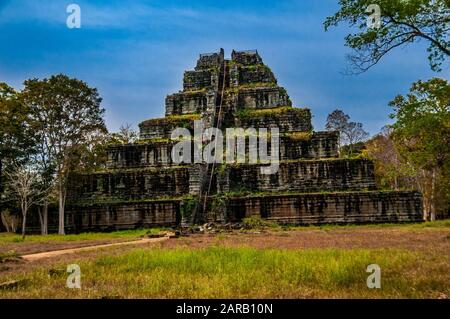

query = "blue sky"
[0,0,446,134]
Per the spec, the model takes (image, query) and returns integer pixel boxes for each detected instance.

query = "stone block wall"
[139,114,200,139]
[165,91,210,115]
[65,200,181,232]
[235,107,312,132]
[104,131,338,170]
[231,50,263,65]
[280,131,339,159]
[217,159,376,193]
[233,65,276,86]
[224,191,423,224]
[106,141,191,169]
[68,167,193,203]
[234,87,291,109]
[183,70,213,91]
[195,49,224,70]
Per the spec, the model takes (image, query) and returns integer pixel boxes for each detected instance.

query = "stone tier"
[195,49,224,71]
[106,141,176,168]
[184,64,276,92]
[229,64,276,87]
[104,131,339,169]
[217,158,376,194]
[44,190,422,233]
[235,106,312,132]
[165,91,211,116]
[231,50,263,65]
[281,131,339,159]
[65,200,181,232]
[225,86,291,110]
[139,114,200,139]
[67,167,196,203]
[224,191,423,224]
[183,69,215,91]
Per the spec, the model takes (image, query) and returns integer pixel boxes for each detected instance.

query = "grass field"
[0,228,164,243]
[0,221,448,298]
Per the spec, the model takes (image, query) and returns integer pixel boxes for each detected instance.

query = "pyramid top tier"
[166,49,292,115]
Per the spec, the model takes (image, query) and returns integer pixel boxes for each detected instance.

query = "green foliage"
[0,83,36,198]
[140,114,200,131]
[286,131,312,141]
[241,215,277,229]
[180,197,198,220]
[326,109,369,155]
[390,78,449,170]
[235,106,307,120]
[389,78,449,218]
[325,0,450,72]
[19,74,108,234]
[0,250,19,263]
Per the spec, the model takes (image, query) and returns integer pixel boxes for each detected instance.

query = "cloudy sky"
[0,0,445,134]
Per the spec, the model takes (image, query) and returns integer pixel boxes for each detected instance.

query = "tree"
[22,74,107,235]
[4,164,46,239]
[325,109,369,155]
[389,77,450,220]
[111,123,138,144]
[324,0,450,73]
[0,83,35,195]
[364,126,415,190]
[0,209,19,233]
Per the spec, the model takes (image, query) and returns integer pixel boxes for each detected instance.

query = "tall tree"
[325,0,450,73]
[22,75,107,235]
[389,77,450,220]
[0,83,35,195]
[326,109,369,155]
[364,126,415,190]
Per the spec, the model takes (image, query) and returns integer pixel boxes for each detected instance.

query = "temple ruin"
[58,49,422,231]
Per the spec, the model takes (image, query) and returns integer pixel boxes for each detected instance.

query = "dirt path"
[21,237,168,262]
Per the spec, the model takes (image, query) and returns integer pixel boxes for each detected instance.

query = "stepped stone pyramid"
[60,49,422,232]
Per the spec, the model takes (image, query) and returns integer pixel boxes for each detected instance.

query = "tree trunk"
[1,211,11,233]
[430,168,436,221]
[58,182,65,235]
[37,201,48,235]
[416,170,427,221]
[43,201,48,235]
[38,206,43,233]
[21,203,27,240]
[0,159,3,195]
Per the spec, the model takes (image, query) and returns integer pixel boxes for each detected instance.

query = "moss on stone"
[235,106,310,119]
[183,87,208,94]
[68,196,186,207]
[141,113,201,125]
[226,82,278,94]
[285,131,313,141]
[90,165,189,175]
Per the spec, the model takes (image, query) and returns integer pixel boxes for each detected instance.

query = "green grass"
[0,228,167,244]
[0,251,19,262]
[1,221,447,245]
[284,220,450,232]
[0,246,448,298]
